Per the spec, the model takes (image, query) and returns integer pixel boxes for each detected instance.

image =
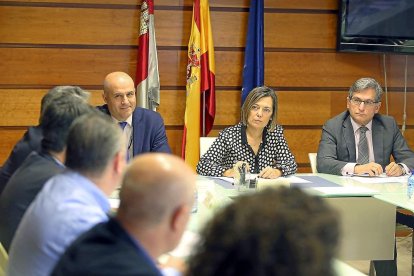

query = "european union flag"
[241,0,264,105]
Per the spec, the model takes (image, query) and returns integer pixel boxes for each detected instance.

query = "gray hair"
[241,86,278,131]
[40,86,90,122]
[65,113,123,176]
[348,78,383,102]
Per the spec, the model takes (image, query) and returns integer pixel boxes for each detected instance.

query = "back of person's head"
[241,86,278,131]
[348,77,383,102]
[188,187,339,276]
[65,113,124,176]
[41,96,94,153]
[117,153,196,251]
[40,86,90,123]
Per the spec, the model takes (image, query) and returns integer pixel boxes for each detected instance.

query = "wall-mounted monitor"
[337,0,414,55]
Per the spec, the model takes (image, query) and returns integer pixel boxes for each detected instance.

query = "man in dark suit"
[0,91,93,251]
[317,77,414,276]
[317,77,414,176]
[97,71,171,159]
[0,86,89,195]
[52,153,196,276]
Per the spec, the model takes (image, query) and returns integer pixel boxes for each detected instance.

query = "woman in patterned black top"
[197,86,297,178]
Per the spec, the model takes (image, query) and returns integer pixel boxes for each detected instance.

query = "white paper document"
[350,175,408,184]
[213,175,310,184]
[312,186,379,197]
[286,176,311,183]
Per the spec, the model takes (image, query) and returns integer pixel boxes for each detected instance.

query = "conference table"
[110,173,410,275]
[186,173,412,275]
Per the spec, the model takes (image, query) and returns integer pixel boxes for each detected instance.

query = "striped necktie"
[357,126,369,164]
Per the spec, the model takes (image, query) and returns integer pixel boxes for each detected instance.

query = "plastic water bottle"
[407,170,414,200]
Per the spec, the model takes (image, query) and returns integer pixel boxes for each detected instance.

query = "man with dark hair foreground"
[0,86,90,194]
[0,90,93,252]
[8,114,125,276]
[188,187,339,276]
[52,153,196,276]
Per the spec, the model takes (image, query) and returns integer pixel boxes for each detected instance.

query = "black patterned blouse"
[196,123,297,177]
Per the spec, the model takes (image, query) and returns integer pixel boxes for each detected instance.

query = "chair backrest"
[200,137,217,157]
[308,153,318,173]
[0,242,8,276]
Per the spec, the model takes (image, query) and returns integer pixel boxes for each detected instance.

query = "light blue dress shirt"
[7,171,110,276]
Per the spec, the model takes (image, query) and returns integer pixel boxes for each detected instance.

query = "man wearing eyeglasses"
[317,77,414,177]
[317,77,414,276]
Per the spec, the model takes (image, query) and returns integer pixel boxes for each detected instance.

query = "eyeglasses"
[349,97,379,107]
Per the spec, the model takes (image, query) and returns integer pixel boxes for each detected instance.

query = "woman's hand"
[258,167,282,179]
[223,161,250,178]
[223,168,236,178]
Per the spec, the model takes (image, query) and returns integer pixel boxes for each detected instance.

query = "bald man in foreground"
[52,153,196,276]
[97,72,171,160]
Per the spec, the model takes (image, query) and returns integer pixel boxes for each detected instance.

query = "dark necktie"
[119,121,127,130]
[357,126,369,164]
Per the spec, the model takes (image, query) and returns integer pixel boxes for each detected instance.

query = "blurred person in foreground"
[0,91,93,251]
[52,153,196,276]
[0,86,89,194]
[188,187,339,276]
[197,86,297,178]
[7,113,126,276]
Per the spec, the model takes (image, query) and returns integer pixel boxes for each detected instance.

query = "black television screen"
[337,0,414,54]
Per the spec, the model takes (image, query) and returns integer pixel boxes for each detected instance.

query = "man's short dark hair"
[188,187,339,276]
[41,96,94,153]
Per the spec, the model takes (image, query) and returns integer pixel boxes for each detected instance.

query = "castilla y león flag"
[182,0,216,170]
[136,0,160,111]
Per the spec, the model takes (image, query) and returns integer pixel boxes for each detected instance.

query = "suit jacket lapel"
[343,116,357,162]
[372,118,384,165]
[132,109,144,155]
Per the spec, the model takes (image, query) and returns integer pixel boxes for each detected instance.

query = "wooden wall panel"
[1,89,414,128]
[0,0,337,9]
[0,128,28,164]
[0,6,139,45]
[0,0,179,5]
[265,13,336,49]
[0,7,335,49]
[0,48,135,86]
[2,48,414,89]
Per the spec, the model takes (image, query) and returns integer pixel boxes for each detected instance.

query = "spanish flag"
[182,0,216,170]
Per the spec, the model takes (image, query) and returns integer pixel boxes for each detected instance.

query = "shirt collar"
[350,117,373,134]
[110,218,161,274]
[111,114,133,127]
[66,171,111,214]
